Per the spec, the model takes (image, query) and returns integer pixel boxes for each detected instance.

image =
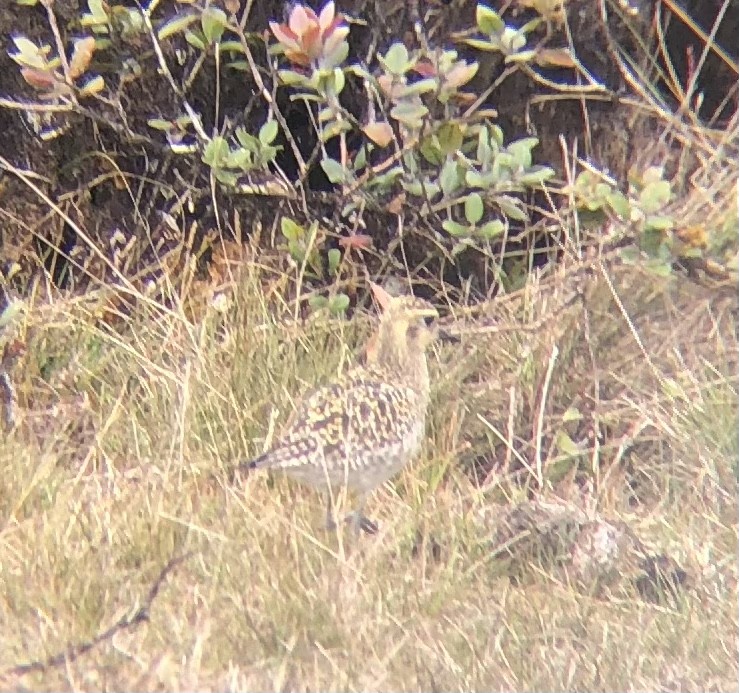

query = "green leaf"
[518,166,555,186]
[679,246,703,259]
[9,37,46,68]
[555,430,583,457]
[451,240,470,257]
[462,38,500,52]
[505,49,537,63]
[440,160,463,197]
[278,69,310,86]
[421,180,441,199]
[158,13,198,40]
[476,4,504,35]
[235,128,258,151]
[317,105,334,123]
[465,193,484,225]
[477,219,504,239]
[353,145,367,171]
[185,30,206,51]
[147,118,172,131]
[214,170,238,186]
[398,78,437,97]
[321,158,349,184]
[331,67,346,94]
[562,406,582,423]
[494,152,515,172]
[501,26,527,53]
[201,6,227,44]
[490,124,504,148]
[202,136,230,166]
[420,137,444,166]
[644,215,675,232]
[390,101,428,128]
[437,122,464,156]
[219,40,245,53]
[476,126,492,164]
[401,178,439,199]
[382,43,411,75]
[281,217,304,242]
[259,120,278,145]
[258,145,279,164]
[606,190,631,218]
[644,259,673,277]
[641,227,667,257]
[323,39,349,69]
[227,148,251,170]
[11,36,40,56]
[442,219,469,237]
[320,119,353,142]
[402,180,424,196]
[87,0,108,20]
[78,74,105,96]
[309,295,328,310]
[327,248,341,275]
[639,180,672,213]
[466,170,487,188]
[496,195,528,221]
[288,239,306,263]
[507,137,538,168]
[329,293,350,315]
[519,17,543,34]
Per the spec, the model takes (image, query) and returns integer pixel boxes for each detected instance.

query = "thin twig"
[2,553,192,679]
[40,0,73,91]
[232,25,308,180]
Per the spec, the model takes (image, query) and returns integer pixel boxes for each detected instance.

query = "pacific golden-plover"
[241,283,440,534]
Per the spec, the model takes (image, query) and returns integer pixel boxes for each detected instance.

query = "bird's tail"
[237,452,268,472]
[238,440,315,473]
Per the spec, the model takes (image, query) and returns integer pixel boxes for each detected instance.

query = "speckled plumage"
[242,285,439,533]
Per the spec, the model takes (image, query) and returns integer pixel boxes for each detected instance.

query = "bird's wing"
[250,377,421,471]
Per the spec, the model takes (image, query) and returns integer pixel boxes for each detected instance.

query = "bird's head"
[367,283,440,368]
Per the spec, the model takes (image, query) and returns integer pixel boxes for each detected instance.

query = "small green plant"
[267,2,555,255]
[147,117,282,188]
[81,0,146,46]
[281,218,349,315]
[183,6,229,51]
[571,164,737,283]
[156,3,255,72]
[572,166,682,276]
[200,122,281,187]
[463,4,542,62]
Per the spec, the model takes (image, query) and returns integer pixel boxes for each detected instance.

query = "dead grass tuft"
[0,252,736,690]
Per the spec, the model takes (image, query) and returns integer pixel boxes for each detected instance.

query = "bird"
[240,282,440,534]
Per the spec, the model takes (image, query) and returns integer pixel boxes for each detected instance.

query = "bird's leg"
[345,492,378,535]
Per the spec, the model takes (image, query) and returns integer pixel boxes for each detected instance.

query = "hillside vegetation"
[0,0,737,689]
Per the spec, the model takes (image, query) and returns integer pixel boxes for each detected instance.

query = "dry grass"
[0,251,736,691]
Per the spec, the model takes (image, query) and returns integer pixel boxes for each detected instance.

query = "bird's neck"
[373,333,430,398]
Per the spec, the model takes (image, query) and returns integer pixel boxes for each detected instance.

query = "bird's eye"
[422,315,436,328]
